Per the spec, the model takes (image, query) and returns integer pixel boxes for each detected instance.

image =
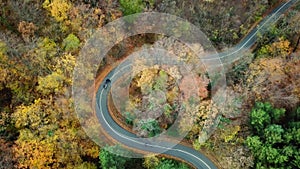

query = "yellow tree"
[43,0,71,22]
[246,55,299,109]
[143,155,160,169]
[13,97,99,168]
[13,50,99,168]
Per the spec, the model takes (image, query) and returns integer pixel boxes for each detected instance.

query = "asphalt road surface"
[95,1,298,168]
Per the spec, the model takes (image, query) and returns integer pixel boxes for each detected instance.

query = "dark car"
[103,79,111,89]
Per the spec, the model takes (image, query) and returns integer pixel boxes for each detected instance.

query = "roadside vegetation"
[246,102,300,169]
[196,2,300,168]
[0,0,299,169]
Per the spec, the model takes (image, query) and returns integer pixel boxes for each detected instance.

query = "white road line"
[110,64,131,80]
[99,89,212,169]
[109,0,291,68]
[98,1,295,168]
[202,0,292,61]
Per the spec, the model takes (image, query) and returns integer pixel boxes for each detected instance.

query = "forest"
[0,0,299,169]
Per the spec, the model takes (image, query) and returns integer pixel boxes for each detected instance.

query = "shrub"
[119,0,153,15]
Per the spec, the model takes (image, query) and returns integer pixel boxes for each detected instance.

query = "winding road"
[95,1,298,168]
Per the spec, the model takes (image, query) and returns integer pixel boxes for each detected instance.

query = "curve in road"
[95,1,298,168]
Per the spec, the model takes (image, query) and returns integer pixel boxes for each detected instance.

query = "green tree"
[282,146,294,157]
[247,102,300,169]
[99,145,130,169]
[250,105,271,133]
[62,33,80,52]
[119,0,153,15]
[246,136,262,155]
[156,160,175,169]
[153,70,168,91]
[263,124,284,144]
[123,112,135,125]
[139,119,161,137]
[271,108,285,123]
[155,159,189,169]
[291,128,300,143]
[292,152,300,168]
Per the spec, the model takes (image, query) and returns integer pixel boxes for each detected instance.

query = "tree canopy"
[246,102,300,169]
